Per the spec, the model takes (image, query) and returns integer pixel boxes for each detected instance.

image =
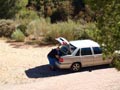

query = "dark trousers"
[47,56,58,66]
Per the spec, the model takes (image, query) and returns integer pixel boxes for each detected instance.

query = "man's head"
[56,46,60,50]
[56,44,61,50]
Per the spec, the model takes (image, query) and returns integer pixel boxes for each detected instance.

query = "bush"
[0,0,20,19]
[17,24,27,36]
[15,7,40,37]
[112,54,120,70]
[44,20,97,43]
[19,10,39,20]
[26,18,50,39]
[16,8,39,24]
[0,19,15,37]
[26,18,97,44]
[11,29,25,42]
[44,20,78,42]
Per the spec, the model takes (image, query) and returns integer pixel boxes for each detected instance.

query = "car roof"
[70,40,100,48]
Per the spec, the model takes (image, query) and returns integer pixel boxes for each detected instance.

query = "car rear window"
[60,44,76,56]
[69,44,76,53]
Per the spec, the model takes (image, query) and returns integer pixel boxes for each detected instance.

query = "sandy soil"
[0,39,120,90]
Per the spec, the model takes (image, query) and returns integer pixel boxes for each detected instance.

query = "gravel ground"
[0,39,120,90]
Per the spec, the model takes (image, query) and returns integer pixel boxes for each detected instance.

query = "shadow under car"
[25,64,113,78]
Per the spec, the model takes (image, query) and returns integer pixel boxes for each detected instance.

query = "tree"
[0,0,21,19]
[26,0,85,22]
[85,0,120,55]
[72,0,85,16]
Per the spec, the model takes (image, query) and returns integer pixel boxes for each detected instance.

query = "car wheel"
[71,63,81,72]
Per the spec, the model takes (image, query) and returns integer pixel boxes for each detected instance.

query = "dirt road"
[0,39,120,90]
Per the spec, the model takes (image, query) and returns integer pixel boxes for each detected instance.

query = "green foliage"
[26,0,87,22]
[16,0,39,37]
[0,0,21,19]
[26,18,97,44]
[72,0,85,15]
[26,18,50,39]
[112,54,120,70]
[113,60,120,71]
[51,6,69,23]
[93,0,120,55]
[44,20,77,42]
[16,11,39,33]
[0,0,93,22]
[0,19,15,37]
[16,6,39,27]
[85,0,120,70]
[17,24,27,36]
[11,29,25,42]
[16,8,39,20]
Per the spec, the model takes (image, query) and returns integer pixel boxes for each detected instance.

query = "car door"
[80,47,94,67]
[93,47,111,65]
[92,47,103,65]
[55,37,69,45]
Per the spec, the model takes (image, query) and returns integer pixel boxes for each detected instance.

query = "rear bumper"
[55,62,71,69]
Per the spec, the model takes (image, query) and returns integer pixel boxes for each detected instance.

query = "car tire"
[71,62,81,72]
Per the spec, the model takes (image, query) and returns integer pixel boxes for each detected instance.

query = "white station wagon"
[55,37,112,72]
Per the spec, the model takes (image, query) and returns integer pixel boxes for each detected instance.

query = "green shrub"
[16,6,39,20]
[15,8,40,37]
[44,20,76,42]
[16,8,39,25]
[0,19,15,37]
[114,60,120,71]
[11,29,25,42]
[44,20,97,43]
[26,18,97,44]
[17,24,27,36]
[112,54,120,70]
[27,18,50,39]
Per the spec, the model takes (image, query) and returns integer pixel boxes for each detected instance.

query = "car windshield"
[60,44,76,56]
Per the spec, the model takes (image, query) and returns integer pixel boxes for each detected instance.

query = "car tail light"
[59,58,64,62]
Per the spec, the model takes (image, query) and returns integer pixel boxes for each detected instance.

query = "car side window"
[93,47,102,54]
[75,49,80,56]
[81,48,92,56]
